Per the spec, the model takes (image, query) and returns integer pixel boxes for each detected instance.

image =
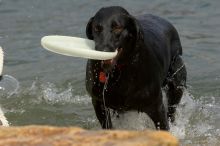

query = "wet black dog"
[85,6,186,130]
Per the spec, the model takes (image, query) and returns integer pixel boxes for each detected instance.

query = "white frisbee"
[41,35,118,60]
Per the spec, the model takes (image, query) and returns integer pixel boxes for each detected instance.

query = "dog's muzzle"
[101,48,123,72]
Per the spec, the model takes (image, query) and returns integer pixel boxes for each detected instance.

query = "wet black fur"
[85,6,187,130]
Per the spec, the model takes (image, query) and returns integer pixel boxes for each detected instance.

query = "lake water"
[0,0,220,145]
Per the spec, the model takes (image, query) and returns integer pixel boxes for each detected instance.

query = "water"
[0,0,220,145]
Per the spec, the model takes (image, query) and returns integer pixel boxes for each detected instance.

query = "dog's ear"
[86,17,94,40]
[127,16,144,41]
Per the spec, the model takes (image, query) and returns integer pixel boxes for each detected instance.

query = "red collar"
[99,64,125,83]
[99,71,107,83]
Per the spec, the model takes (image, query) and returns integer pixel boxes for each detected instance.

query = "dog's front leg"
[145,104,169,130]
[92,99,112,129]
[149,103,169,130]
[144,92,169,130]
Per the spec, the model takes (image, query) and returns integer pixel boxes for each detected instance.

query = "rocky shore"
[0,125,179,146]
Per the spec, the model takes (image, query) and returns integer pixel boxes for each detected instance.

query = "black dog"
[85,6,186,130]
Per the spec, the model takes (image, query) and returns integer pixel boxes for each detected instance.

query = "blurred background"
[0,0,219,145]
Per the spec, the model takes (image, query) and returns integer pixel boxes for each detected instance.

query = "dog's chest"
[101,71,141,109]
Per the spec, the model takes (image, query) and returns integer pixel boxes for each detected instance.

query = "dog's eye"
[94,25,103,33]
[112,25,123,33]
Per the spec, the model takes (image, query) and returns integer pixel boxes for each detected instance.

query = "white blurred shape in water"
[0,47,19,97]
[0,47,15,126]
[0,47,3,75]
[0,107,9,126]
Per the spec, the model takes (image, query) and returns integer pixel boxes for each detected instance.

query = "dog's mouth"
[101,48,123,72]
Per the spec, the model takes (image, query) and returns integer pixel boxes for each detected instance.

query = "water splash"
[41,82,73,104]
[170,91,195,138]
[26,81,91,105]
[0,75,19,98]
[170,91,220,145]
[112,111,156,130]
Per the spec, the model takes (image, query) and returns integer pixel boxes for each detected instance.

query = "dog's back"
[137,14,182,77]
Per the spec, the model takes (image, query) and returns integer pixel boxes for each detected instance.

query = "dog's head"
[86,6,143,71]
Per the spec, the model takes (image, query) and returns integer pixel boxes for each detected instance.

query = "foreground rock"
[0,126,179,146]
